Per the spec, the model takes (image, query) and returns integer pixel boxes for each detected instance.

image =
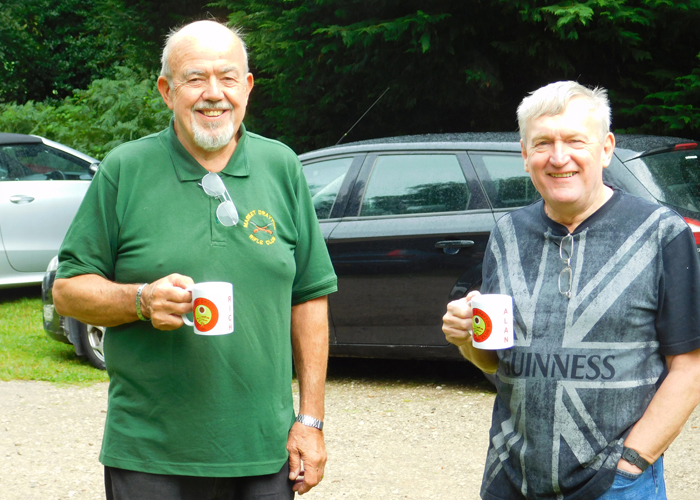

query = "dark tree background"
[2,0,700,155]
[216,0,700,152]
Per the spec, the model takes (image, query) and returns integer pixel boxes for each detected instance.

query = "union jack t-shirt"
[479,189,700,500]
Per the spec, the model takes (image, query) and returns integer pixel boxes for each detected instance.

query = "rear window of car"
[626,150,700,213]
[469,153,541,208]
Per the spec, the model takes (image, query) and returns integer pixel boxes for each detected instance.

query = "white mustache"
[193,103,233,111]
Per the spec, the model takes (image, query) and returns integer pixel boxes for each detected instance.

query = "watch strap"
[621,446,651,471]
[296,414,323,431]
[135,283,149,321]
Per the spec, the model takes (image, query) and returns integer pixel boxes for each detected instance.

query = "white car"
[0,133,99,288]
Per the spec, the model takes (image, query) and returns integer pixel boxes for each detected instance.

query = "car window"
[0,144,91,181]
[626,151,700,213]
[360,154,470,216]
[302,157,354,219]
[470,153,541,208]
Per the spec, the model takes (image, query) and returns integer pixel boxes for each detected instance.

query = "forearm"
[53,273,194,330]
[623,349,700,465]
[291,296,329,420]
[53,274,141,327]
[458,342,499,374]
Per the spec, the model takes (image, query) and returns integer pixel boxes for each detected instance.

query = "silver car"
[0,133,99,288]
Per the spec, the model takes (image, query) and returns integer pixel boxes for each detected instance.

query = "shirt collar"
[161,119,251,182]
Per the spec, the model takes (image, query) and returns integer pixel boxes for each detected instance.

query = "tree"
[214,0,700,152]
[0,0,225,104]
[0,0,163,103]
[0,67,172,160]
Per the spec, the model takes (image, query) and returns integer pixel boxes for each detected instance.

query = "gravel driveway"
[2,359,699,500]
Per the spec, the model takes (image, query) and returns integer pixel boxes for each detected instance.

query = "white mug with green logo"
[181,282,234,335]
[469,294,514,350]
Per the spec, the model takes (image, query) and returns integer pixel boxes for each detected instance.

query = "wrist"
[620,446,651,472]
[296,414,324,431]
[135,283,150,321]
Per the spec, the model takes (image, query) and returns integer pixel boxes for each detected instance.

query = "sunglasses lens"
[217,200,239,226]
[202,172,225,196]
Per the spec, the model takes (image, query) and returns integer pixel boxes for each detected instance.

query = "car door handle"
[435,240,475,249]
[435,240,475,255]
[10,195,35,204]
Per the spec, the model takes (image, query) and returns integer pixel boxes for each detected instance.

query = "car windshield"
[627,150,700,214]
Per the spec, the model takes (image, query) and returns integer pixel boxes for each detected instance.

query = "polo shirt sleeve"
[56,162,120,281]
[656,225,700,355]
[290,165,337,305]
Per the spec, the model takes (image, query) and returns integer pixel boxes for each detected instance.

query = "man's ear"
[157,76,175,110]
[601,132,616,169]
[521,139,530,173]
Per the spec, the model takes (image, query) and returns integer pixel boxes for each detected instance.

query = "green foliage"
[0,67,172,160]
[0,288,108,383]
[213,0,700,152]
[0,0,161,104]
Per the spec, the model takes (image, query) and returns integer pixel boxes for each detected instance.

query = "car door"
[327,151,495,347]
[0,141,94,273]
[301,154,364,342]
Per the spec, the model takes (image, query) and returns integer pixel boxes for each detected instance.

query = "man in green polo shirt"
[53,20,337,500]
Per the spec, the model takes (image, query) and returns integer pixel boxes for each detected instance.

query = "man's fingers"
[142,274,195,330]
[287,448,302,481]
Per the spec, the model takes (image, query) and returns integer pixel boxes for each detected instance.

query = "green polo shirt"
[57,122,337,477]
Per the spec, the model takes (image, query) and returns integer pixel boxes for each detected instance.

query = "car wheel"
[79,322,106,370]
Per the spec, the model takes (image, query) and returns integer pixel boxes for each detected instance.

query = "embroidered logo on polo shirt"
[243,209,277,246]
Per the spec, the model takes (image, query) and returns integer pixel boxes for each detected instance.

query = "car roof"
[0,133,43,145]
[299,132,698,163]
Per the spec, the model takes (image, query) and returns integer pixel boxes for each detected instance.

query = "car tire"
[79,322,106,370]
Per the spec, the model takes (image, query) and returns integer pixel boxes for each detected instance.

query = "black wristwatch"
[621,447,651,471]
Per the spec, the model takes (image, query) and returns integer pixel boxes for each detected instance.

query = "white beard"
[191,110,235,151]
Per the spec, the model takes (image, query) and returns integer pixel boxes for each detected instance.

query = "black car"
[42,133,700,369]
[299,133,700,361]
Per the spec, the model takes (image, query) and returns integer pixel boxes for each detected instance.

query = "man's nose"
[550,141,571,166]
[202,77,224,100]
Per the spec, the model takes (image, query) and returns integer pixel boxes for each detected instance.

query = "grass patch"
[0,286,108,384]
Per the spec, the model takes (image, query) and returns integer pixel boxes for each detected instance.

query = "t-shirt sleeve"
[290,164,337,305]
[656,226,700,355]
[56,165,120,281]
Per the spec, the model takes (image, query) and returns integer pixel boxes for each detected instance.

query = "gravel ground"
[1,359,699,500]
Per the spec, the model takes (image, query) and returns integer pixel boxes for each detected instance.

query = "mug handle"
[181,285,194,326]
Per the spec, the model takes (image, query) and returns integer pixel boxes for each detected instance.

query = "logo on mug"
[193,298,219,332]
[472,308,493,342]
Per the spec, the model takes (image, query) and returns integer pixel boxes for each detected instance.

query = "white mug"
[469,294,514,350]
[181,282,234,335]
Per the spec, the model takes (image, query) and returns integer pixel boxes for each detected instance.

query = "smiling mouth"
[199,109,226,117]
[550,172,576,178]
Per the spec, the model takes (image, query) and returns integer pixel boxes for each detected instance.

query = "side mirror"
[89,162,100,176]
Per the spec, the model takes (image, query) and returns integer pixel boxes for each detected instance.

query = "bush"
[0,67,172,160]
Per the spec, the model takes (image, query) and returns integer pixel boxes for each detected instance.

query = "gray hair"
[160,21,249,86]
[517,81,611,143]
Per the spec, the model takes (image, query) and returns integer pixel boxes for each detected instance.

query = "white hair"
[517,81,611,142]
[160,21,249,86]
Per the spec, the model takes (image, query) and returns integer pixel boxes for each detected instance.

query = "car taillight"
[674,143,698,151]
[684,217,700,247]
